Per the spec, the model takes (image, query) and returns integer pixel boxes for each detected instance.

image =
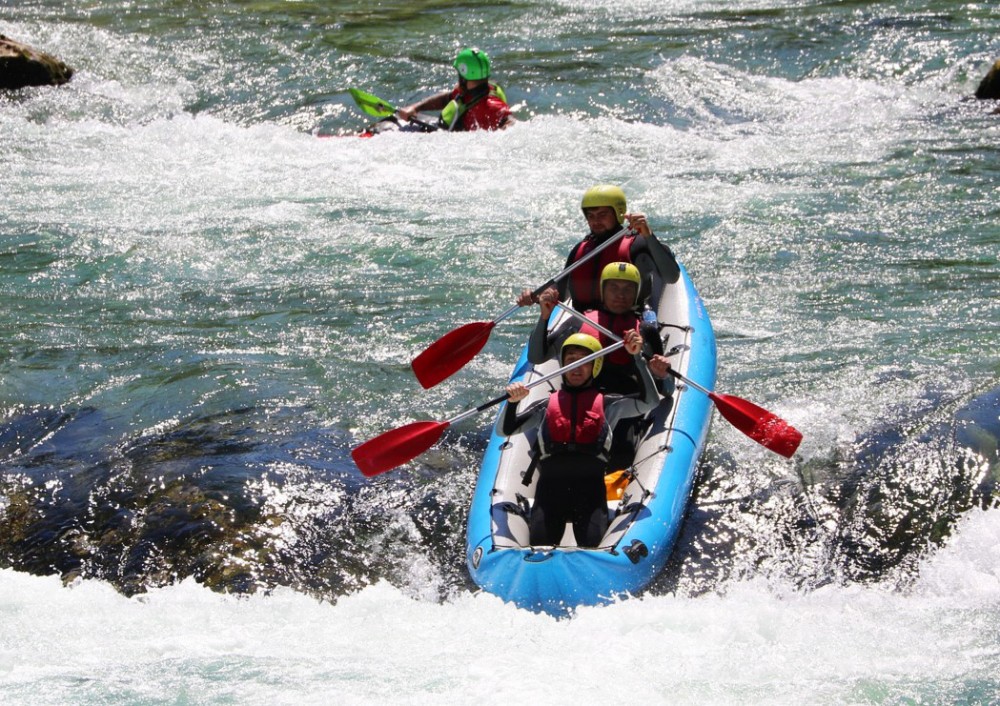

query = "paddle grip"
[406,115,439,132]
[530,279,557,299]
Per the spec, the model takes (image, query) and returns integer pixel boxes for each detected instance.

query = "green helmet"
[561,332,603,379]
[581,184,627,224]
[600,261,642,305]
[454,48,490,81]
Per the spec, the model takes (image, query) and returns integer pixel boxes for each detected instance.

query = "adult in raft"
[500,332,658,548]
[397,47,513,131]
[518,185,680,312]
[529,261,671,396]
[528,262,673,470]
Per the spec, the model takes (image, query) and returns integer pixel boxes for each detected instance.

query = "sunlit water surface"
[2,1,999,702]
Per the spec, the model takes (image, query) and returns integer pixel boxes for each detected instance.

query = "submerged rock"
[0,404,474,601]
[954,386,1000,474]
[975,59,1000,100]
[663,382,1000,597]
[0,35,74,90]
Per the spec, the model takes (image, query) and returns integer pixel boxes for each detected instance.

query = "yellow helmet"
[561,332,603,378]
[600,261,642,305]
[581,184,627,224]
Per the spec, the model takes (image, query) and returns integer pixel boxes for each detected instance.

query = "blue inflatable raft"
[465,263,716,615]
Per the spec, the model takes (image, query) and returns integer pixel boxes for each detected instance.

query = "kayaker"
[397,47,513,131]
[499,332,658,548]
[517,185,679,311]
[527,261,671,395]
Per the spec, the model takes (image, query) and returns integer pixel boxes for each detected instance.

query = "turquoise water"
[2,1,1000,702]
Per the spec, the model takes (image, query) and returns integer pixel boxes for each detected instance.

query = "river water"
[2,1,999,703]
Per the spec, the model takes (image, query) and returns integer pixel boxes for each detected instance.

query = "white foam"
[4,506,1000,706]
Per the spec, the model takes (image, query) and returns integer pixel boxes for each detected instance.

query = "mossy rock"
[0,35,74,90]
[975,59,1000,100]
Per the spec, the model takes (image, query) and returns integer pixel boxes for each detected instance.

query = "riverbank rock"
[975,59,1000,100]
[0,35,74,90]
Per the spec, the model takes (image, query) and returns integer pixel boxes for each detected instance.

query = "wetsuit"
[498,358,657,547]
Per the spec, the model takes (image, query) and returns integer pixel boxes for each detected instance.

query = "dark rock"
[0,35,74,90]
[975,59,1000,100]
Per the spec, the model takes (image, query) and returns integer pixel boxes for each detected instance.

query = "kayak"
[465,263,717,615]
[358,113,440,138]
[316,113,440,139]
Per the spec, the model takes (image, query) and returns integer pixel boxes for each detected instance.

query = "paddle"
[353,340,625,477]
[349,88,397,118]
[349,88,440,132]
[555,303,803,458]
[410,226,632,389]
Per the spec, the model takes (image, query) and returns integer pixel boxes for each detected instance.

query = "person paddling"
[499,333,658,548]
[518,185,679,312]
[397,47,513,131]
[528,262,672,469]
[528,261,671,395]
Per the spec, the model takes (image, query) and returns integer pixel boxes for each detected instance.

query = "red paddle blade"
[709,392,803,458]
[411,321,496,389]
[351,421,450,477]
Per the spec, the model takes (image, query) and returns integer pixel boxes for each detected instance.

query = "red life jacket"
[567,234,636,310]
[578,310,640,366]
[448,84,511,131]
[539,386,610,460]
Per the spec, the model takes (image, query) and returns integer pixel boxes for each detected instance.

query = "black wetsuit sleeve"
[499,398,547,437]
[632,233,680,285]
[528,318,579,364]
[528,317,553,364]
